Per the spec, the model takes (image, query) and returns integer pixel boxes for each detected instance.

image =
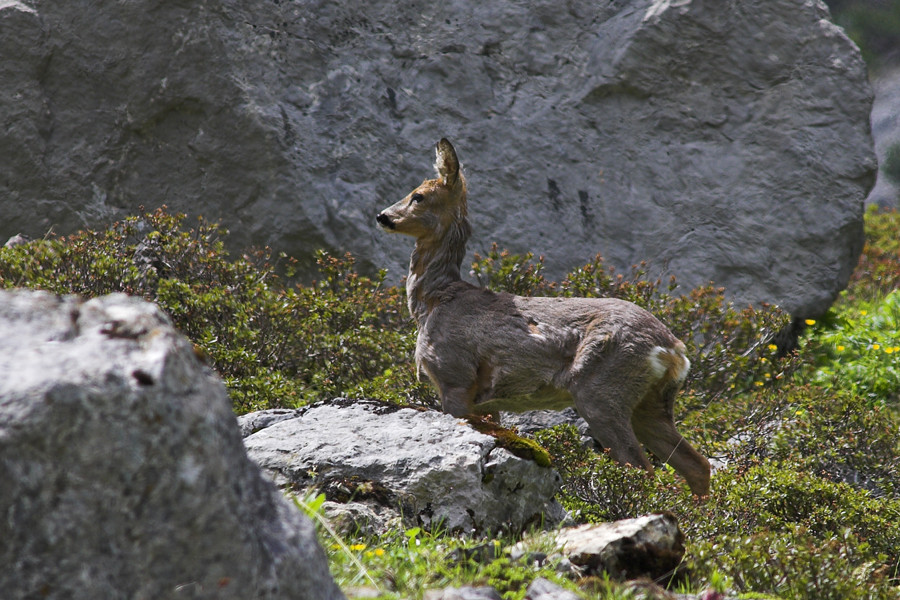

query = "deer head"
[376,138,467,243]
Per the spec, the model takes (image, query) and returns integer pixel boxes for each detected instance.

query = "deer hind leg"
[631,385,711,496]
[570,377,654,473]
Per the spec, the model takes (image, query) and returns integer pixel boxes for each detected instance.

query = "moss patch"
[466,416,552,468]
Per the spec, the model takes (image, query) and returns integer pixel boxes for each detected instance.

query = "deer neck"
[406,218,471,325]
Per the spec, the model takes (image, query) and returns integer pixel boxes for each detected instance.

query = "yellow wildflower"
[836,345,845,352]
[804,319,816,326]
[350,543,367,552]
[873,344,881,351]
[767,344,778,352]
[754,381,764,387]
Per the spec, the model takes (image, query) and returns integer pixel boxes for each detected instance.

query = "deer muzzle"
[376,212,396,230]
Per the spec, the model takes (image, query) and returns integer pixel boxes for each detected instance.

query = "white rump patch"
[648,345,691,384]
[647,349,667,380]
[675,352,691,383]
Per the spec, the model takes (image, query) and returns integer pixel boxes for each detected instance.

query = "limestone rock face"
[241,400,563,533]
[0,0,874,316]
[0,290,344,600]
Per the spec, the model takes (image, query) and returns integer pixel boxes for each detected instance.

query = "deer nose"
[376,212,395,229]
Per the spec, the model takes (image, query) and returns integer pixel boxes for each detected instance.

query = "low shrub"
[0,208,428,413]
[471,243,552,296]
[538,419,900,599]
[845,206,900,303]
[798,207,900,408]
[534,424,678,523]
[730,387,900,497]
[2,207,797,415]
[690,525,897,600]
[536,364,900,594]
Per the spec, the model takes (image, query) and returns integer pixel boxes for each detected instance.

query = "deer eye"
[411,193,425,203]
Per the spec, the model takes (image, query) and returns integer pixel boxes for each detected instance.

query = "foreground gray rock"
[554,514,685,581]
[522,578,584,600]
[0,0,874,317]
[0,290,344,600]
[241,400,563,533]
[424,587,504,600]
[429,515,694,600]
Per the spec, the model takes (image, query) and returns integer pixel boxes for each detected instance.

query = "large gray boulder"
[0,290,344,600]
[553,513,685,581]
[0,0,874,316]
[241,400,563,534]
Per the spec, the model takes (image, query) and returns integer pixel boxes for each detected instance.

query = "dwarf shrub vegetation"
[2,206,900,599]
[0,208,794,413]
[0,208,427,412]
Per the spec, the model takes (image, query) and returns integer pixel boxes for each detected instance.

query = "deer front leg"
[439,384,477,418]
[439,381,502,422]
[433,359,496,419]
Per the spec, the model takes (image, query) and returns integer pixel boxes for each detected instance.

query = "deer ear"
[434,138,460,187]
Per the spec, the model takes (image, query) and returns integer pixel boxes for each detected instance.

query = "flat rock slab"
[242,400,563,533]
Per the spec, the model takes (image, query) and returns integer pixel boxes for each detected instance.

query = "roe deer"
[376,139,711,496]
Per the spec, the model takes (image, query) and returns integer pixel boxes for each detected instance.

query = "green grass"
[2,206,900,599]
[296,491,588,600]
